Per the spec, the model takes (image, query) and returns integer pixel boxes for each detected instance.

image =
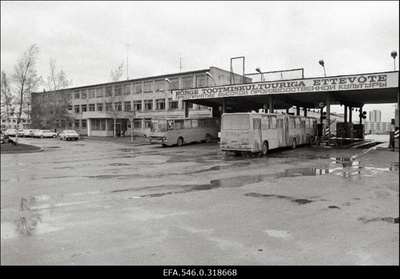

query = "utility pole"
[179,53,182,72]
[126,44,129,80]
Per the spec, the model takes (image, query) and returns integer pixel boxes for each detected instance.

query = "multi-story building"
[31,67,251,137]
[369,110,381,122]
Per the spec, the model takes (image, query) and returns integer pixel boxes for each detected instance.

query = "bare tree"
[106,63,125,138]
[46,57,72,91]
[12,44,41,141]
[1,71,15,129]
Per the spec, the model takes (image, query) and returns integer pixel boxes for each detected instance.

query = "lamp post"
[319,60,326,77]
[391,51,397,71]
[205,72,217,86]
[255,67,265,82]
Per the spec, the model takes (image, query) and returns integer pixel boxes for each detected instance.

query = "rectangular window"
[67,105,73,111]
[289,118,295,129]
[175,119,184,130]
[75,120,80,129]
[81,119,87,128]
[124,101,132,112]
[196,75,206,87]
[74,105,80,114]
[144,119,152,128]
[182,77,193,89]
[168,98,178,110]
[97,103,103,112]
[89,104,95,111]
[114,85,122,96]
[134,120,142,129]
[101,119,106,130]
[192,119,198,128]
[105,86,113,97]
[123,84,131,95]
[96,88,103,98]
[156,99,165,110]
[262,116,270,129]
[222,115,249,130]
[169,78,179,90]
[144,81,153,93]
[187,102,193,109]
[133,83,142,94]
[144,100,153,111]
[74,91,80,99]
[270,117,277,129]
[184,119,192,129]
[105,103,112,111]
[133,101,142,111]
[295,118,301,128]
[155,80,165,92]
[88,89,95,99]
[114,102,122,111]
[81,104,87,112]
[81,90,87,99]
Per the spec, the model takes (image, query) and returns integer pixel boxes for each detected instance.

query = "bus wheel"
[205,134,211,143]
[262,141,268,156]
[291,138,296,150]
[177,137,184,146]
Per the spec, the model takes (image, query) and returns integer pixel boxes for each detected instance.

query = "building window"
[133,83,142,94]
[97,103,103,112]
[133,101,142,111]
[81,119,87,128]
[96,88,103,98]
[74,105,80,113]
[81,104,87,112]
[123,84,131,95]
[81,90,87,99]
[74,91,80,99]
[92,119,106,131]
[114,85,122,96]
[124,101,132,112]
[187,102,193,109]
[182,76,193,89]
[156,99,165,110]
[168,98,178,110]
[196,75,206,87]
[134,120,142,129]
[68,105,73,111]
[75,120,80,129]
[144,100,153,111]
[105,86,113,97]
[105,103,112,111]
[144,119,152,128]
[169,78,179,90]
[155,80,165,92]
[88,89,95,99]
[114,102,122,111]
[89,104,95,111]
[144,81,153,93]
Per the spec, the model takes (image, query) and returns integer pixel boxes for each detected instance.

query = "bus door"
[284,116,289,146]
[252,118,262,152]
[277,118,285,147]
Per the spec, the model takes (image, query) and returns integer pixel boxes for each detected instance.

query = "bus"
[149,117,219,147]
[220,112,318,155]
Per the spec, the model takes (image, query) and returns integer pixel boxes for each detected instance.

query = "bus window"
[278,119,283,128]
[198,119,205,128]
[184,119,192,129]
[305,119,310,129]
[223,114,250,130]
[168,120,174,130]
[175,120,184,130]
[295,118,301,128]
[253,118,261,129]
[289,117,295,129]
[270,116,277,129]
[261,116,270,129]
[192,119,198,128]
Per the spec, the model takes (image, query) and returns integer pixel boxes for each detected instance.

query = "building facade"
[369,110,382,122]
[31,67,251,137]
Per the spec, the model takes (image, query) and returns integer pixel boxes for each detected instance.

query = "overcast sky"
[1,1,399,121]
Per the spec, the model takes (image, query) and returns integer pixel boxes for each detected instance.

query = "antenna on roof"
[179,53,183,72]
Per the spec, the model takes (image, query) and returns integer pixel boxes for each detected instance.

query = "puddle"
[109,163,131,166]
[359,217,399,224]
[244,192,315,205]
[275,168,331,178]
[46,146,60,149]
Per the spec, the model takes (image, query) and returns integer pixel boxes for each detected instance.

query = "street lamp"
[319,60,326,77]
[205,72,217,86]
[391,51,397,71]
[255,68,266,82]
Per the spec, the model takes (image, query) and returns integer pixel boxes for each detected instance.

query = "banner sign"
[172,72,398,101]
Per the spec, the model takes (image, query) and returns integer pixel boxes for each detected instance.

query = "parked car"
[23,129,35,137]
[16,130,24,137]
[30,129,41,137]
[4,129,17,136]
[1,133,11,144]
[33,130,58,138]
[59,130,80,141]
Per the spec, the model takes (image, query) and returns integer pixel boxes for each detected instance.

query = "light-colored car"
[59,130,80,141]
[4,129,17,136]
[16,130,24,137]
[33,130,58,138]
[30,129,40,137]
[23,129,35,137]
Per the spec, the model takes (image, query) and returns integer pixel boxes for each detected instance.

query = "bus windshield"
[150,119,168,132]
[223,114,250,130]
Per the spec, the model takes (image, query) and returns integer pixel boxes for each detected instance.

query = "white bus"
[220,112,318,155]
[149,117,220,147]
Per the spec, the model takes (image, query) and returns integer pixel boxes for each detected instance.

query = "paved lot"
[1,136,398,265]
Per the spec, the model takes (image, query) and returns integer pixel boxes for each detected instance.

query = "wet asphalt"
[1,136,399,265]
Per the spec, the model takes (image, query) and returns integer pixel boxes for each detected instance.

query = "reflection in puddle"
[245,192,315,205]
[359,217,399,224]
[275,168,331,178]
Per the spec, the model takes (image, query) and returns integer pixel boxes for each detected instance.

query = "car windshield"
[65,130,76,133]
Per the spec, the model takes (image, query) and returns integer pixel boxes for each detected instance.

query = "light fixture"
[319,60,326,77]
[205,72,217,86]
[391,51,397,71]
[255,68,265,81]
